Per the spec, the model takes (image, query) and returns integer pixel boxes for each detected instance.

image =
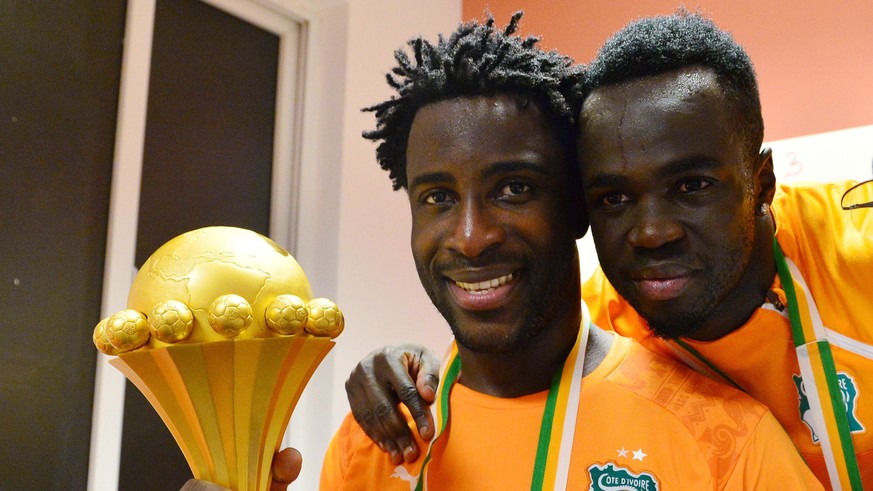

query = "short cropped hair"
[364,12,584,190]
[586,11,764,158]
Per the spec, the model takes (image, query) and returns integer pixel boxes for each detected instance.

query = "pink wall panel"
[463,1,873,140]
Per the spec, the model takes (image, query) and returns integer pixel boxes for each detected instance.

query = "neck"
[686,213,777,341]
[456,299,614,398]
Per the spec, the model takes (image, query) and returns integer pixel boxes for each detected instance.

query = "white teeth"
[456,273,513,293]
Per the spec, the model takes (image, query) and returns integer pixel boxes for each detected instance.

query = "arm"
[345,343,441,464]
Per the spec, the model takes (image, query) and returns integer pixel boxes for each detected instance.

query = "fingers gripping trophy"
[93,227,343,490]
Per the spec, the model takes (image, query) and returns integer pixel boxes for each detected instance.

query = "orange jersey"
[321,335,820,490]
[583,181,873,487]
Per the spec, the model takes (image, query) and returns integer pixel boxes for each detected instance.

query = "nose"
[446,198,504,257]
[627,198,684,249]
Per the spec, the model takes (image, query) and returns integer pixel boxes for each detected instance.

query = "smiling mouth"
[454,273,514,294]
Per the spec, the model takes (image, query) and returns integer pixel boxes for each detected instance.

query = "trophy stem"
[110,336,333,490]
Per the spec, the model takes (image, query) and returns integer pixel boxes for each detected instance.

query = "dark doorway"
[117,0,279,489]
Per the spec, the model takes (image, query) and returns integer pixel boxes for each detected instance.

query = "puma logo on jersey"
[390,465,418,490]
[793,372,864,443]
[587,462,659,491]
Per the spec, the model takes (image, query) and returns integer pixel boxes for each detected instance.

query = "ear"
[754,147,776,215]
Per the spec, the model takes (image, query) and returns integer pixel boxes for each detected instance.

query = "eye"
[499,181,531,197]
[677,178,712,193]
[598,192,631,208]
[423,190,453,205]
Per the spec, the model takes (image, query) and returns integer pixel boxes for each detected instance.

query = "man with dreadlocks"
[319,13,819,490]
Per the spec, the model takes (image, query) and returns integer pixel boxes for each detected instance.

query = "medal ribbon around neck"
[414,305,592,491]
[665,239,861,489]
[774,238,862,490]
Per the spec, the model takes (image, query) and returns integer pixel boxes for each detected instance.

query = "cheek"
[410,223,442,262]
[588,212,624,247]
[528,209,577,249]
[698,203,751,240]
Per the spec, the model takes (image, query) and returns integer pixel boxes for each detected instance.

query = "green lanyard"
[774,238,862,490]
[414,316,590,490]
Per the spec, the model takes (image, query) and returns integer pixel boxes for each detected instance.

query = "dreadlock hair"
[586,11,764,160]
[363,12,584,190]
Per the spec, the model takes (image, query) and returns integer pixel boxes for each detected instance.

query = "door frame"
[87,1,343,488]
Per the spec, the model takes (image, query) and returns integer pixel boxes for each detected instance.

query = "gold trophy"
[93,227,342,490]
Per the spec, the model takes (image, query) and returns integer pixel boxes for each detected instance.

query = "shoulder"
[329,411,381,457]
[772,180,856,246]
[602,339,782,482]
[321,411,424,490]
[608,339,768,422]
[772,180,872,296]
[772,180,853,209]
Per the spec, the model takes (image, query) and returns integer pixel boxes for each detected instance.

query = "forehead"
[406,94,569,184]
[578,68,741,173]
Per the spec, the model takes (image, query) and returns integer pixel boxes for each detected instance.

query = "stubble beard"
[416,243,579,354]
[639,225,756,340]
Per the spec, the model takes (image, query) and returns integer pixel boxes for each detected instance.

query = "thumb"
[270,447,302,491]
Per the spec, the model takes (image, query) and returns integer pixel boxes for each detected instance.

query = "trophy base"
[110,335,333,490]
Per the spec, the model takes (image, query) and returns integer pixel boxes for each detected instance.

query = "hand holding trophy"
[93,226,342,490]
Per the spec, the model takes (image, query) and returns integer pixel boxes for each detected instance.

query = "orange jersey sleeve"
[320,405,429,491]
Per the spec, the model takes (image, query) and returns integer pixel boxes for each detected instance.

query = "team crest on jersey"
[793,372,865,443]
[587,462,659,491]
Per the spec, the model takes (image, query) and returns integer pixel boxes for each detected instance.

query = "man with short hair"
[578,13,873,488]
[346,12,873,490]
[322,13,818,490]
